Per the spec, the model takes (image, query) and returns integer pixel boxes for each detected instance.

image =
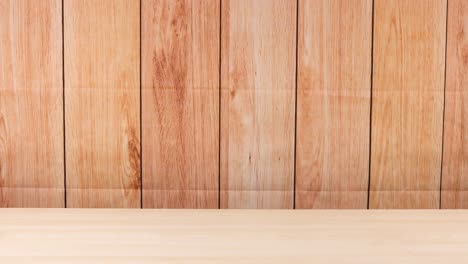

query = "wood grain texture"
[2,209,468,263]
[441,0,468,209]
[0,0,64,207]
[220,0,296,209]
[296,0,372,209]
[64,0,140,208]
[370,0,446,209]
[142,0,219,208]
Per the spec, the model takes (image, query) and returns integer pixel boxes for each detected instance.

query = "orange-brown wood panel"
[441,0,468,209]
[64,0,140,208]
[220,0,296,209]
[296,0,372,209]
[370,0,446,209]
[0,0,64,207]
[142,0,219,208]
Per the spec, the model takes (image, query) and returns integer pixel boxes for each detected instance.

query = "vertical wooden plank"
[65,0,140,208]
[441,0,468,209]
[370,0,446,209]
[220,0,296,209]
[296,0,372,209]
[0,0,64,207]
[142,0,219,208]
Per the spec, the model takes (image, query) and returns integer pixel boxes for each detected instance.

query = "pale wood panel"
[296,0,372,209]
[0,0,64,207]
[142,0,219,208]
[370,0,446,208]
[220,0,296,208]
[2,210,468,263]
[441,0,468,209]
[64,0,140,208]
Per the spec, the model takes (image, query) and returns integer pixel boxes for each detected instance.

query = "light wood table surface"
[0,209,467,263]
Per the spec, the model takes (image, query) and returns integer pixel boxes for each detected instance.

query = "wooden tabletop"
[0,209,467,263]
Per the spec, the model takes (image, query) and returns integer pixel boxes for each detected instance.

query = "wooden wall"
[0,0,466,209]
